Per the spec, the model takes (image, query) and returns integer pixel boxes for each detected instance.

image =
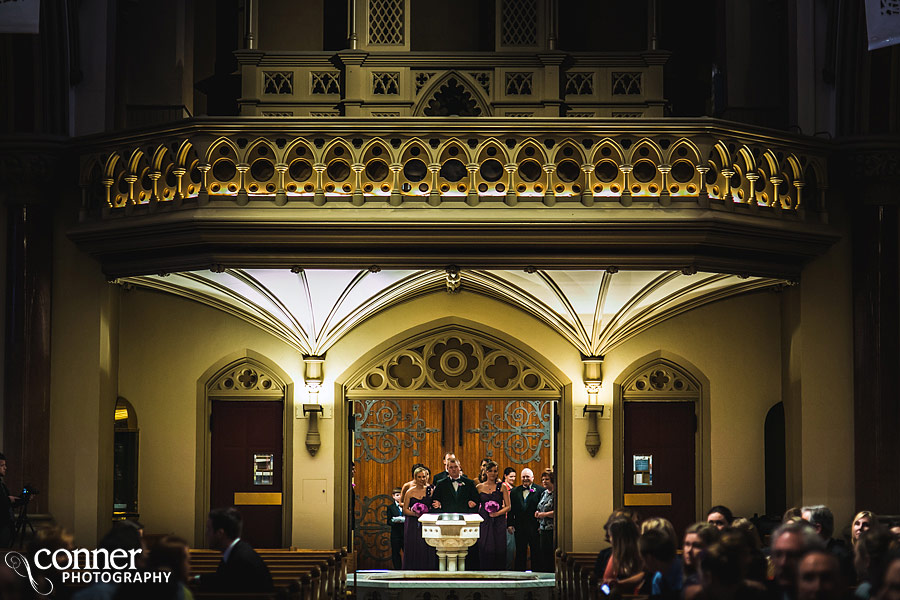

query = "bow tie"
[451,478,460,482]
[526,487,534,492]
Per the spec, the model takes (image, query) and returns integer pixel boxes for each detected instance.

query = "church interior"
[0,0,899,596]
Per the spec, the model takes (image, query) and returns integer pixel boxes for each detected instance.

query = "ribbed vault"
[121,269,786,357]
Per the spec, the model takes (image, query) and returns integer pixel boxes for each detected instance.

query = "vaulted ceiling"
[121,268,785,356]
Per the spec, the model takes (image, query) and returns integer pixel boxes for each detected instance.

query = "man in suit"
[431,458,480,568]
[430,458,479,513]
[387,487,405,569]
[509,467,544,571]
[0,453,20,548]
[432,452,460,485]
[200,507,274,593]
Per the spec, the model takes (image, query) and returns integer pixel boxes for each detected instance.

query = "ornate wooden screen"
[347,328,561,569]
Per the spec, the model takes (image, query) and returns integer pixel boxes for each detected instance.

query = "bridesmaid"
[476,460,511,570]
[401,466,438,570]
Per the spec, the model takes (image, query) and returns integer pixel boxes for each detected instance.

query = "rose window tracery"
[346,329,559,395]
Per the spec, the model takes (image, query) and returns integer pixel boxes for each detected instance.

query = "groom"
[431,457,480,569]
[431,457,479,513]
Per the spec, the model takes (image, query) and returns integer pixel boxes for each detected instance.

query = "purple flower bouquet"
[411,502,428,516]
[484,500,500,514]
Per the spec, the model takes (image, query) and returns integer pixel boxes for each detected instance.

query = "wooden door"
[211,400,283,548]
[351,397,554,569]
[623,401,695,538]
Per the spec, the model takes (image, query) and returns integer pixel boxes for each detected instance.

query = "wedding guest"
[767,521,824,600]
[732,517,768,583]
[639,528,680,600]
[682,522,720,589]
[503,467,517,569]
[123,535,192,600]
[696,531,766,600]
[876,553,900,600]
[640,518,682,595]
[707,505,734,530]
[594,509,641,583]
[534,469,555,573]
[854,525,897,599]
[783,507,804,523]
[853,511,877,549]
[476,460,510,570]
[73,521,143,600]
[509,468,544,571]
[602,517,644,594]
[796,550,846,600]
[802,504,855,584]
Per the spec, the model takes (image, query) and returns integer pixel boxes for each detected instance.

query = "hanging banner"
[866,0,900,50]
[0,0,41,34]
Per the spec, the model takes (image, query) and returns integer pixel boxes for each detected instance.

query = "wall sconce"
[583,404,604,457]
[582,356,604,457]
[302,404,324,456]
[303,355,325,402]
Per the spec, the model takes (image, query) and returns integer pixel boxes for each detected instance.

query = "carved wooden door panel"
[352,398,443,569]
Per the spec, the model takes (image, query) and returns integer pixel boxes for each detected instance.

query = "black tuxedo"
[430,475,480,568]
[431,476,479,514]
[387,501,404,569]
[509,483,545,570]
[200,539,274,593]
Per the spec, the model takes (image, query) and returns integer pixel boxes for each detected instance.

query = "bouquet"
[411,502,428,516]
[484,500,500,514]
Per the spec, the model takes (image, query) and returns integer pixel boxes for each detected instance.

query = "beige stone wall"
[49,216,118,548]
[49,265,852,550]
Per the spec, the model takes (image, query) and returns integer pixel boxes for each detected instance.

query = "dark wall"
[259,0,324,51]
[557,0,646,51]
[410,0,494,52]
[659,0,715,117]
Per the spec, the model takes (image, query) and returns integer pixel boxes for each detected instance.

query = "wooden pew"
[189,547,347,600]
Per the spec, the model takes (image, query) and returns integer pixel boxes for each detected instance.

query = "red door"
[623,402,695,538]
[211,400,283,548]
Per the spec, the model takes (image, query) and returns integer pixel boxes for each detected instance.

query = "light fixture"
[302,355,326,456]
[303,355,325,401]
[302,404,324,456]
[582,356,604,457]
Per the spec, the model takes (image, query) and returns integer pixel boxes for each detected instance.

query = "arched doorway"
[343,325,563,569]
[614,354,710,538]
[195,352,295,548]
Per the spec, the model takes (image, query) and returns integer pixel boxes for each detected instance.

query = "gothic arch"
[194,349,295,547]
[414,72,492,117]
[612,351,711,522]
[334,318,573,552]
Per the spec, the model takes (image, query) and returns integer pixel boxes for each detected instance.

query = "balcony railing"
[78,117,828,223]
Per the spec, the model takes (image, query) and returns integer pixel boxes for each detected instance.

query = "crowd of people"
[385,452,555,572]
[0,507,272,599]
[592,504,900,600]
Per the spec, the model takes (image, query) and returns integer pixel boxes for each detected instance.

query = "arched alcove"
[613,352,711,535]
[337,322,568,569]
[194,350,295,548]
